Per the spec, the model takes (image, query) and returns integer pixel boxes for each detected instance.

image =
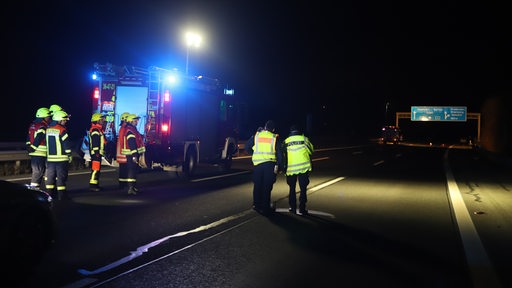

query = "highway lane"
[4,143,511,288]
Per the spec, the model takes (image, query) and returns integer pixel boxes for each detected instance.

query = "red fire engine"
[84,62,239,176]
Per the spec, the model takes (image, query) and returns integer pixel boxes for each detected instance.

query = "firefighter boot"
[127,185,138,195]
[48,189,58,200]
[59,190,72,201]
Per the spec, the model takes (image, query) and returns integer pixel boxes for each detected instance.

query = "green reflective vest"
[284,134,313,175]
[251,130,277,166]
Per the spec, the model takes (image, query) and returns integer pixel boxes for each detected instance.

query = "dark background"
[4,0,510,143]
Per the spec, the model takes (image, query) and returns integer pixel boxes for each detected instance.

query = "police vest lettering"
[285,134,313,175]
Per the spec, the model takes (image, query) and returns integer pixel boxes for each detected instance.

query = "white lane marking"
[444,148,502,288]
[85,218,255,288]
[191,170,250,182]
[373,160,385,166]
[309,177,345,192]
[77,209,253,276]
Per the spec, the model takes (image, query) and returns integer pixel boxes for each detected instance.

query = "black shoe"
[89,186,101,192]
[289,208,297,214]
[59,192,72,201]
[298,209,308,215]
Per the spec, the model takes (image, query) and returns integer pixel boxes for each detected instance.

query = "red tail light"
[93,87,100,99]
[164,90,171,102]
[161,123,169,132]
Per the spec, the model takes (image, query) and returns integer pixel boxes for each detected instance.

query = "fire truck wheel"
[221,144,235,171]
[183,149,197,177]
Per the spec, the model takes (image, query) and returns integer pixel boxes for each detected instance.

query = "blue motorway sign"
[411,106,467,122]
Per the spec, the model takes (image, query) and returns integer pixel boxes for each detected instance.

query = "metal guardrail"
[0,151,30,162]
[0,142,28,162]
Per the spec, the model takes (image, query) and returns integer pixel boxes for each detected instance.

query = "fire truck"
[84,62,239,176]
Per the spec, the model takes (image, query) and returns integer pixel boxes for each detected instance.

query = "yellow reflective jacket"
[284,134,313,175]
[251,130,277,166]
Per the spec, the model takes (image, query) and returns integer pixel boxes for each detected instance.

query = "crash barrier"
[0,142,87,176]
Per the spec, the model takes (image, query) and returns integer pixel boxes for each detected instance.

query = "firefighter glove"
[68,155,73,163]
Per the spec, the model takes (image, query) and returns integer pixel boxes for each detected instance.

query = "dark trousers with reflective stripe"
[30,155,46,187]
[45,161,69,191]
[252,161,276,211]
[126,156,139,188]
[89,154,102,188]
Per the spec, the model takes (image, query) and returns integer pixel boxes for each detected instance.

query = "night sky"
[5,0,510,143]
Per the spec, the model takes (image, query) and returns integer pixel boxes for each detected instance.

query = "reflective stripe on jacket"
[251,130,277,166]
[116,123,127,163]
[46,124,71,162]
[26,119,48,157]
[121,124,145,156]
[89,123,105,156]
[284,134,313,175]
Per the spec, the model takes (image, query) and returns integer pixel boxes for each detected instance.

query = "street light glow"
[184,31,202,75]
[185,32,202,48]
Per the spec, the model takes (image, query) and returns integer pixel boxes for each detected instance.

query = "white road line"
[191,170,250,182]
[71,175,344,287]
[444,148,502,288]
[308,177,345,192]
[77,210,254,276]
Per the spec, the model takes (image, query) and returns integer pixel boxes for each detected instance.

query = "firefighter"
[245,120,283,215]
[117,112,130,189]
[45,110,72,200]
[48,104,64,126]
[283,125,314,215]
[26,107,52,188]
[122,114,146,194]
[88,113,106,191]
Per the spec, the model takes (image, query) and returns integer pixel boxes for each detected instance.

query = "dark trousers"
[30,156,46,187]
[45,161,69,199]
[286,172,309,210]
[252,161,276,211]
[118,163,128,188]
[126,156,139,188]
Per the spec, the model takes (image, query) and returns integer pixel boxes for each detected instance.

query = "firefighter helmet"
[49,104,63,115]
[120,112,130,122]
[126,114,141,122]
[52,110,70,121]
[36,107,51,118]
[91,113,105,122]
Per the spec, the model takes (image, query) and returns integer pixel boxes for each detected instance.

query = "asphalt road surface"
[4,142,511,288]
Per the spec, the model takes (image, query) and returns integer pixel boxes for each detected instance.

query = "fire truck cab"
[84,62,239,177]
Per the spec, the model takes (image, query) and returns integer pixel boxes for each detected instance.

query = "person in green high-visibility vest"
[283,124,314,215]
[246,120,283,215]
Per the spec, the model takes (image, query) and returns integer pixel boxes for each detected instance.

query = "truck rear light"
[161,123,169,132]
[93,87,100,99]
[164,90,171,102]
